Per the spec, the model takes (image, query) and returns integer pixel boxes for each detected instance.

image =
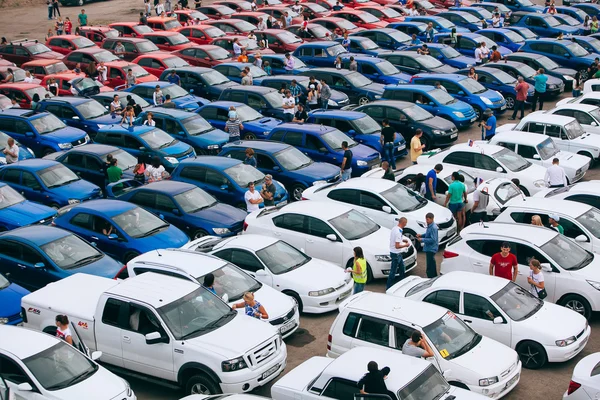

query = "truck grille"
[245,337,279,368]
[269,307,295,326]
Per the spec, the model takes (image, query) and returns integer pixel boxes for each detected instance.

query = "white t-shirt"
[283,97,295,114]
[146,165,165,182]
[233,42,243,55]
[389,226,404,254]
[4,144,18,164]
[143,119,156,126]
[474,47,483,63]
[529,271,545,297]
[56,326,72,342]
[245,189,262,212]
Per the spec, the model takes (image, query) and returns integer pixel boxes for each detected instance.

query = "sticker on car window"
[440,349,450,358]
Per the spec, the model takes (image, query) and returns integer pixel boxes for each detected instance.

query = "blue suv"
[159,67,239,102]
[573,3,600,18]
[483,60,564,97]
[481,0,544,13]
[0,273,29,325]
[218,86,287,121]
[124,81,210,112]
[198,101,282,140]
[435,33,512,58]
[387,22,437,42]
[404,16,470,33]
[334,36,391,56]
[379,51,458,75]
[404,43,476,69]
[449,6,494,25]
[0,131,34,163]
[508,12,582,36]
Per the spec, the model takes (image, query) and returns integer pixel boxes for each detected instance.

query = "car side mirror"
[17,383,33,392]
[382,205,392,214]
[592,121,598,127]
[564,53,570,58]
[145,331,168,344]
[575,234,589,243]
[25,131,34,137]
[347,129,356,135]
[72,116,79,120]
[139,146,146,151]
[256,269,268,276]
[108,233,118,240]
[220,184,229,190]
[442,369,452,379]
[189,89,195,94]
[493,316,503,324]
[91,351,102,361]
[532,154,540,159]
[437,55,443,60]
[540,262,553,272]
[495,166,503,173]
[458,91,465,95]
[326,233,337,241]
[34,262,45,269]
[273,165,280,171]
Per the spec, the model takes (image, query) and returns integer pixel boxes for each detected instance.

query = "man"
[3,137,18,164]
[320,79,331,110]
[225,111,244,141]
[357,361,390,395]
[167,70,181,85]
[381,161,394,181]
[411,34,421,45]
[245,181,263,212]
[293,103,308,123]
[474,42,483,65]
[387,217,410,289]
[114,41,126,57]
[380,119,397,170]
[340,141,353,181]
[510,76,528,120]
[238,49,249,63]
[284,11,292,27]
[291,0,303,14]
[139,11,148,25]
[417,44,429,55]
[532,68,547,112]
[445,171,467,230]
[549,214,564,234]
[482,108,496,140]
[284,53,295,74]
[106,157,123,183]
[162,94,176,108]
[545,158,567,188]
[470,178,489,223]
[425,164,443,201]
[9,98,20,109]
[349,56,357,72]
[126,69,137,88]
[402,330,434,359]
[282,90,295,122]
[434,81,447,92]
[78,9,88,26]
[261,174,276,206]
[410,129,425,165]
[489,242,518,282]
[480,41,490,61]
[289,79,301,105]
[489,45,502,62]
[417,212,438,278]
[589,58,599,79]
[233,38,245,57]
[332,1,343,11]
[241,70,252,86]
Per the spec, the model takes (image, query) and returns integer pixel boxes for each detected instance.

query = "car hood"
[134,225,189,253]
[52,366,128,400]
[296,161,342,180]
[0,282,29,317]
[214,81,240,90]
[36,51,65,60]
[555,151,590,169]
[571,132,600,147]
[174,94,209,107]
[73,255,123,279]
[329,88,349,103]
[160,141,194,157]
[569,257,600,281]
[479,89,504,102]
[451,335,517,377]
[190,202,247,227]
[246,116,282,131]
[449,55,477,66]
[362,82,386,95]
[349,143,381,160]
[558,24,582,34]
[545,75,563,86]
[42,127,87,144]
[421,115,456,131]
[89,113,121,125]
[444,99,474,113]
[50,179,101,201]
[352,226,392,254]
[280,258,349,291]
[188,128,229,146]
[0,201,56,226]
[515,301,587,344]
[388,72,412,83]
[19,146,35,160]
[552,67,577,77]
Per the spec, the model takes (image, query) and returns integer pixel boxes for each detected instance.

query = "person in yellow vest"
[346,246,367,294]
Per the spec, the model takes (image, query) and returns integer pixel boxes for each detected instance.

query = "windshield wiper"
[48,368,96,390]
[75,254,103,266]
[141,224,169,238]
[454,333,480,358]
[158,141,174,149]
[47,178,78,188]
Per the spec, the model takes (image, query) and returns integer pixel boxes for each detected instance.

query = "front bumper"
[301,280,354,314]
[547,325,591,363]
[469,360,521,399]
[431,132,459,147]
[372,249,418,279]
[268,306,300,339]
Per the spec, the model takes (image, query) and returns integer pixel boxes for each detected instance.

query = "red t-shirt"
[490,252,517,280]
[515,82,529,102]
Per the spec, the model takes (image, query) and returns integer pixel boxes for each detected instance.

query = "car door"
[305,215,346,265]
[154,193,185,227]
[509,241,557,302]
[472,153,504,180]
[217,248,275,286]
[442,151,478,176]
[272,213,310,252]
[351,313,393,351]
[461,292,511,346]
[0,353,47,400]
[61,151,87,179]
[107,66,127,88]
[83,155,107,188]
[355,190,392,228]
[16,242,53,290]
[20,171,46,205]
[71,212,124,260]
[463,238,506,274]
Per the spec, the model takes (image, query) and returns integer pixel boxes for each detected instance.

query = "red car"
[45,35,98,56]
[22,59,70,79]
[310,17,366,35]
[0,83,51,108]
[177,25,228,45]
[210,36,275,56]
[142,31,199,51]
[0,40,64,66]
[40,73,112,96]
[0,94,12,110]
[234,11,272,26]
[79,26,121,46]
[339,0,379,7]
[173,9,211,25]
[101,37,160,62]
[261,7,304,24]
[109,22,155,38]
[213,0,254,12]
[63,48,120,70]
[287,23,333,41]
[195,4,237,19]
[404,0,444,15]
[259,0,289,7]
[204,19,258,35]
[0,59,16,68]
[330,10,388,28]
[301,2,331,18]
[0,67,41,84]
[147,17,183,32]
[306,0,336,10]
[172,45,235,67]
[101,61,158,89]
[356,6,405,22]
[133,52,190,77]
[255,29,304,53]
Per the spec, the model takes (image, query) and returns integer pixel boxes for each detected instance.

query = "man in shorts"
[444,171,467,232]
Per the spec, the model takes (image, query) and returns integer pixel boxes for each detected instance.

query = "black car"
[259,75,350,109]
[484,60,565,97]
[379,51,458,75]
[160,67,239,102]
[505,52,577,90]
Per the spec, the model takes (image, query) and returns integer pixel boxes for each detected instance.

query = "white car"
[489,132,590,184]
[548,104,600,135]
[563,353,600,399]
[272,347,491,400]
[495,197,600,254]
[0,325,136,400]
[182,234,354,314]
[440,222,600,320]
[327,292,521,398]
[583,78,600,94]
[497,113,600,161]
[557,92,600,107]
[301,178,457,248]
[388,271,590,369]
[243,201,417,280]
[180,396,268,400]
[534,181,600,209]
[127,249,300,338]
[417,143,548,196]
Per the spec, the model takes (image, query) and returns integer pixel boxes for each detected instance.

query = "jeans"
[386,252,405,289]
[383,142,396,169]
[48,5,53,19]
[341,168,352,181]
[425,192,434,201]
[353,283,365,294]
[511,100,525,119]
[470,211,488,224]
[321,98,329,110]
[426,252,437,278]
[531,90,545,111]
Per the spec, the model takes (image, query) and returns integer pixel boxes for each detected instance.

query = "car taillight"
[567,381,581,395]
[327,334,332,351]
[443,250,459,258]
[114,265,128,280]
[243,221,248,231]
[301,197,308,200]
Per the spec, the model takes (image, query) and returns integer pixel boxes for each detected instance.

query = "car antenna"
[156,249,162,257]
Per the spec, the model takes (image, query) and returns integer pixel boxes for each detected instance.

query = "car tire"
[420,135,431,151]
[192,229,209,239]
[283,290,303,313]
[518,186,530,197]
[473,106,483,121]
[185,373,222,396]
[291,184,307,202]
[504,95,515,110]
[123,252,140,263]
[403,229,420,251]
[560,294,592,320]
[243,132,256,140]
[579,69,589,81]
[449,382,469,390]
[358,96,370,106]
[516,340,547,369]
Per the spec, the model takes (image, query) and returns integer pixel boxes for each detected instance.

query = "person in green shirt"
[444,171,467,232]
[381,161,395,181]
[549,214,564,235]
[78,9,87,26]
[106,158,123,183]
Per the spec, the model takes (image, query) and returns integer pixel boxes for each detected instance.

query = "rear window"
[406,276,440,297]
[592,362,600,377]
[342,312,360,337]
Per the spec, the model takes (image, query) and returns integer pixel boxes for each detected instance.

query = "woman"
[55,17,64,35]
[86,61,98,80]
[263,61,272,76]
[531,215,544,227]
[548,4,556,14]
[450,28,458,47]
[133,156,146,183]
[121,105,135,127]
[143,111,156,126]
[334,55,342,70]
[97,61,107,83]
[584,15,591,35]
[307,87,318,110]
[110,95,122,114]
[244,148,257,167]
[253,52,263,69]
[592,16,599,34]
[55,315,73,345]
[64,17,72,35]
[153,85,164,106]
[527,258,545,299]
[47,78,58,96]
[31,93,40,110]
[346,247,367,294]
[145,156,166,182]
[467,67,478,82]
[24,71,34,83]
[232,292,269,320]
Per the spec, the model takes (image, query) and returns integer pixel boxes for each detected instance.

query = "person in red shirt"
[509,76,529,120]
[489,45,502,62]
[489,242,518,281]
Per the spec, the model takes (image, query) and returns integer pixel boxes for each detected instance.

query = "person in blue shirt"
[167,70,181,85]
[425,164,443,201]
[203,273,217,295]
[411,34,421,45]
[531,68,547,112]
[417,212,439,278]
[244,148,257,167]
[483,108,496,139]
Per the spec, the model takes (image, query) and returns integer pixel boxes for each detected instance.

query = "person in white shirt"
[474,43,483,64]
[387,217,410,289]
[282,90,296,122]
[544,158,567,188]
[2,138,18,164]
[257,17,267,30]
[291,0,302,14]
[245,182,263,212]
[23,71,34,83]
[480,42,490,61]
[145,156,166,182]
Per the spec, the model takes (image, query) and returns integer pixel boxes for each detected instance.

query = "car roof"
[445,142,505,154]
[273,122,336,133]
[272,200,354,218]
[105,37,150,44]
[21,59,64,66]
[0,108,37,117]
[145,106,197,118]
[359,100,414,109]
[384,84,435,92]
[505,197,592,216]
[135,81,180,88]
[0,225,70,244]
[297,40,340,48]
[333,177,396,192]
[506,52,543,60]
[521,112,576,125]
[39,96,90,106]
[98,124,157,135]
[66,143,120,155]
[3,158,59,170]
[260,75,309,82]
[209,233,279,251]
[0,325,63,359]
[224,86,276,94]
[0,83,43,90]
[130,248,229,278]
[70,47,111,54]
[435,271,509,295]
[143,31,180,37]
[309,109,367,119]
[179,155,241,168]
[137,180,197,195]
[492,131,549,146]
[224,140,290,152]
[486,61,525,69]
[164,66,213,73]
[67,199,139,217]
[461,221,558,246]
[340,55,388,64]
[553,103,599,112]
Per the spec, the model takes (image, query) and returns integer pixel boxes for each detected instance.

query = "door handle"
[122,335,131,343]
[91,236,99,240]
[307,239,314,243]
[17,264,26,269]
[473,262,484,266]
[463,319,472,323]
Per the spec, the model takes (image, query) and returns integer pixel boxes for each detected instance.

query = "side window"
[282,132,303,147]
[305,134,325,151]
[199,106,217,120]
[516,145,536,159]
[127,304,164,336]
[473,154,500,171]
[179,166,206,182]
[102,298,125,326]
[228,249,264,273]
[0,355,30,385]
[356,316,390,347]
[123,135,142,150]
[342,312,360,337]
[362,106,385,119]
[358,191,386,211]
[1,169,21,185]
[21,172,40,190]
[130,191,156,208]
[69,212,94,230]
[205,169,228,187]
[463,293,502,321]
[546,124,562,139]
[273,213,307,233]
[525,122,546,134]
[423,290,460,314]
[102,133,123,147]
[85,155,103,171]
[443,151,474,167]
[0,240,22,260]
[321,379,360,400]
[155,194,176,212]
[459,37,475,50]
[361,64,378,76]
[574,111,594,126]
[495,141,516,152]
[64,152,85,167]
[327,189,359,206]
[306,216,336,239]
[467,239,506,257]
[269,130,285,142]
[255,154,276,170]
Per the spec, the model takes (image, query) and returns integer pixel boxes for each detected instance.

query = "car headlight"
[212,228,231,235]
[58,142,73,150]
[0,317,8,325]
[417,221,427,228]
[84,134,90,142]
[207,145,220,150]
[222,356,248,372]
[374,95,382,99]
[164,157,179,165]
[452,111,465,118]
[357,160,368,166]
[309,288,335,296]
[482,97,492,105]
[479,376,499,386]
[313,180,326,186]
[534,180,545,188]
[68,199,81,204]
[328,99,339,106]
[556,336,576,347]
[375,254,392,262]
[433,129,444,135]
[587,280,600,291]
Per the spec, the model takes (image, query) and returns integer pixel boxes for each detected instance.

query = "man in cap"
[549,214,564,234]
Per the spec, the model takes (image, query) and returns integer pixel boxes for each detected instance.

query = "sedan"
[0,183,56,232]
[172,45,234,67]
[564,353,600,399]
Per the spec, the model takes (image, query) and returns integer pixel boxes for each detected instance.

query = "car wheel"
[358,96,370,106]
[579,69,589,81]
[420,135,431,151]
[243,132,256,140]
[193,229,209,239]
[185,373,221,396]
[123,252,140,263]
[516,340,547,369]
[403,229,420,251]
[560,294,592,320]
[504,95,515,110]
[291,184,306,202]
[283,290,303,313]
[473,106,483,121]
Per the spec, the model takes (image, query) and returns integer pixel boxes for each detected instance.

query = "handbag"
[531,271,547,299]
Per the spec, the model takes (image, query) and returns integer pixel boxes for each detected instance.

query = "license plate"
[470,117,477,122]
[506,373,519,388]
[397,144,406,150]
[279,321,296,335]
[501,105,507,110]
[261,364,279,380]
[446,227,456,238]
[450,133,458,139]
[339,289,351,301]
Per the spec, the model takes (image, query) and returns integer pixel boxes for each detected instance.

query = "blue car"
[339,56,411,85]
[334,36,391,56]
[259,75,351,108]
[137,108,229,155]
[171,156,289,209]
[411,73,507,119]
[507,12,582,36]
[305,109,407,155]
[0,159,102,208]
[379,51,458,75]
[552,13,585,30]
[198,101,281,140]
[476,28,526,52]
[456,67,534,109]
[449,6,494,24]
[387,22,438,42]
[574,3,600,17]
[212,63,268,85]
[293,41,358,67]
[482,0,544,13]
[91,91,152,114]
[43,144,137,190]
[476,2,512,15]
[350,29,412,51]
[404,43,476,69]
[505,52,577,89]
[93,125,196,172]
[404,16,471,34]
[569,35,600,57]
[0,110,89,157]
[53,199,189,262]
[0,131,34,164]
[503,26,539,40]
[298,68,385,106]
[437,11,484,32]
[220,140,342,201]
[483,60,564,97]
[0,182,57,231]
[117,180,246,238]
[159,67,239,102]
[266,124,381,176]
[218,86,288,122]
[0,225,123,291]
[382,84,476,128]
[519,38,599,80]
[435,32,512,58]
[0,273,29,325]
[34,97,120,140]
[247,54,312,76]
[124,81,210,112]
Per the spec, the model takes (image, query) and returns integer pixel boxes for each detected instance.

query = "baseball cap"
[549,214,560,222]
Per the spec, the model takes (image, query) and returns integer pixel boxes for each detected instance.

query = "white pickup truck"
[21,272,287,396]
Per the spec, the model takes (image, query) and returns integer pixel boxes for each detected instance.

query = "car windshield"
[352,115,380,134]
[443,170,475,192]
[140,128,177,149]
[23,341,98,391]
[163,56,189,68]
[309,25,331,39]
[439,46,461,59]
[258,90,282,108]
[232,20,256,32]
[138,41,160,53]
[0,96,10,110]
[511,63,536,79]
[397,364,450,400]
[405,276,440,297]
[256,240,311,275]
[124,64,151,77]
[382,7,402,17]
[494,148,531,172]
[102,149,137,170]
[589,108,600,123]
[423,311,481,360]
[428,88,456,105]
[403,105,434,122]
[248,65,267,78]
[329,209,379,240]
[491,282,543,321]
[474,8,492,18]
[376,60,401,75]
[26,86,51,102]
[516,27,537,39]
[327,44,348,57]
[345,71,373,88]
[274,147,312,171]
[557,14,579,26]
[134,25,154,34]
[536,137,560,160]
[197,263,260,301]
[112,206,169,238]
[189,11,209,20]
[358,38,380,50]
[174,187,217,213]
[238,38,260,51]
[540,233,593,270]
[41,234,102,270]
[70,37,95,49]
[207,46,231,60]
[236,105,263,122]
[158,285,235,340]
[94,50,119,63]
[182,115,214,135]
[492,69,517,84]
[27,43,52,55]
[459,12,480,23]
[459,77,487,94]
[205,26,227,38]
[321,130,357,150]
[308,3,328,12]
[76,99,109,119]
[0,185,25,210]
[168,33,191,45]
[416,54,444,69]
[576,208,600,239]
[38,164,79,188]
[45,61,69,75]
[162,84,189,99]
[382,184,427,212]
[216,5,236,14]
[418,0,435,8]
[104,29,120,39]
[278,31,303,44]
[567,42,589,57]
[565,120,585,139]
[72,78,103,92]
[164,19,182,30]
[224,163,265,187]
[500,29,524,43]
[357,12,379,23]
[9,69,27,82]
